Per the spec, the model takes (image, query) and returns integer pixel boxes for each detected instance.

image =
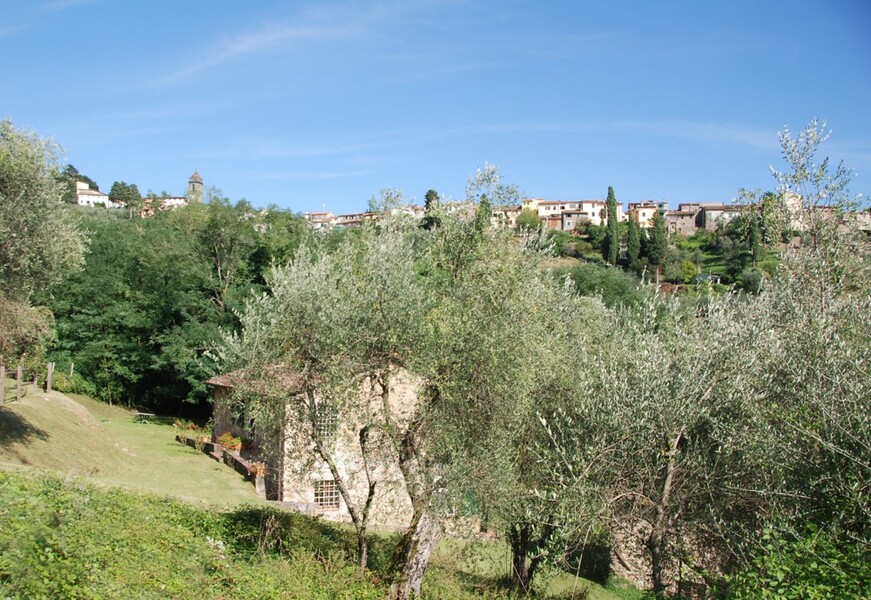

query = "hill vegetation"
[1,118,869,598]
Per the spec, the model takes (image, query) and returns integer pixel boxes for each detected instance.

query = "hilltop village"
[70,165,871,237]
[305,197,771,234]
[304,194,871,235]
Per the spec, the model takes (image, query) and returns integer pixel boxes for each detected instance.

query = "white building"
[75,181,121,208]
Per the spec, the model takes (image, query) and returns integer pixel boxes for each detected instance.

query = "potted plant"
[216,431,242,452]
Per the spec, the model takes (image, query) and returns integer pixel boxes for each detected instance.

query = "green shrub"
[737,267,766,294]
[49,371,97,397]
[556,262,643,308]
[727,527,871,599]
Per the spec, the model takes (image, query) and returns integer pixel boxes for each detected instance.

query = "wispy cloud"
[157,22,357,84]
[199,131,416,161]
[409,119,779,151]
[0,0,98,37]
[609,120,778,151]
[154,1,430,86]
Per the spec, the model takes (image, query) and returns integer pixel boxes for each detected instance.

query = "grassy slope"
[0,470,386,599]
[0,386,638,599]
[0,381,261,507]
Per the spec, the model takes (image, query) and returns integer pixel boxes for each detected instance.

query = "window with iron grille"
[313,479,340,510]
[314,403,338,443]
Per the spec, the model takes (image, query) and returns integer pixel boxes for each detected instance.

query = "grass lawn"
[0,383,261,507]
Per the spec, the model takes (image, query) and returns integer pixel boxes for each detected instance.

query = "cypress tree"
[422,189,441,230]
[602,186,619,265]
[474,195,492,233]
[627,214,641,266]
[748,210,761,267]
[645,211,668,284]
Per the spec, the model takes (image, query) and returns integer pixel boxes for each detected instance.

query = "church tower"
[187,171,203,203]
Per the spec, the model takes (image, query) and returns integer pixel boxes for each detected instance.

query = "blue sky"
[3,0,869,214]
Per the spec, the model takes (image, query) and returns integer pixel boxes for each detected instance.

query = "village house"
[334,211,376,228]
[491,205,522,228]
[75,180,119,208]
[303,211,336,230]
[665,207,698,235]
[664,202,715,235]
[389,205,426,219]
[207,368,417,531]
[627,201,665,228]
[520,198,626,231]
[700,204,743,230]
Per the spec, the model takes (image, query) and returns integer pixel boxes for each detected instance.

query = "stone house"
[665,208,698,236]
[207,368,416,531]
[700,204,743,230]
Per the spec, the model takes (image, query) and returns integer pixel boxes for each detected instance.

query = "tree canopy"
[0,120,88,301]
[46,198,309,412]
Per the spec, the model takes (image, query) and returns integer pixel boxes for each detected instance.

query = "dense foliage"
[0,120,88,368]
[42,198,309,413]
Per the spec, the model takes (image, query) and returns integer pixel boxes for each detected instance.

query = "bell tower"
[187,171,203,203]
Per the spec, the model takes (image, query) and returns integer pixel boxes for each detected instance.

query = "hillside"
[0,386,640,599]
[0,381,261,507]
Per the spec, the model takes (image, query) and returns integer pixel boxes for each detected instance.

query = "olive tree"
[0,120,88,301]
[0,120,88,364]
[421,235,611,594]
[218,213,576,598]
[722,121,871,595]
[535,290,760,597]
[465,162,522,207]
[219,223,430,575]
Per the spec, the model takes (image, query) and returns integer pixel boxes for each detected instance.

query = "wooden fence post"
[70,362,74,378]
[0,364,5,404]
[46,362,55,393]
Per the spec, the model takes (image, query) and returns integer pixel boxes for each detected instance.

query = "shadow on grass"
[217,505,399,576]
[0,407,49,446]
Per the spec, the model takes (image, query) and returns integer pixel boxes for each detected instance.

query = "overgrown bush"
[555,262,643,308]
[49,371,97,397]
[727,527,871,599]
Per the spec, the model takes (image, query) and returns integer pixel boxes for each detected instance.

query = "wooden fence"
[0,360,58,404]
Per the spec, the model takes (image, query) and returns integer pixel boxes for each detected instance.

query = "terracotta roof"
[206,365,308,395]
